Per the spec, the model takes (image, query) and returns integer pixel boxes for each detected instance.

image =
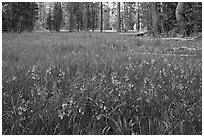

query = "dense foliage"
[2,32,202,135]
[53,2,63,32]
[46,2,63,32]
[2,2,38,32]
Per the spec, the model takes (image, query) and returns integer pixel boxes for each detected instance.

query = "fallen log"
[135,31,150,36]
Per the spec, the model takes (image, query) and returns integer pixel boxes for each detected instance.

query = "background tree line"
[2,2,38,32]
[2,2,202,37]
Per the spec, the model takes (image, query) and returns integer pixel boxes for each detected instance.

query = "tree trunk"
[92,3,95,32]
[176,2,188,36]
[69,3,74,32]
[84,3,89,31]
[128,3,134,30]
[117,2,121,32]
[151,2,159,37]
[137,2,140,31]
[123,2,127,32]
[146,3,152,31]
[100,2,103,32]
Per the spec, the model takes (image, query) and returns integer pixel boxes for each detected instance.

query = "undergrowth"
[2,32,202,135]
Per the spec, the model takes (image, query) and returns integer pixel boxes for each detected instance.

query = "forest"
[2,2,202,135]
[2,2,202,37]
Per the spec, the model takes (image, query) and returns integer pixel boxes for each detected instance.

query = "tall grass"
[2,32,202,135]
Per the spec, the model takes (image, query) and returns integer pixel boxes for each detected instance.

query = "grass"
[2,32,202,135]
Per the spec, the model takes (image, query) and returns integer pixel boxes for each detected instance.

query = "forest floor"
[2,32,202,135]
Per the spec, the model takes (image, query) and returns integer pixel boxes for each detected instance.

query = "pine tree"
[100,2,103,32]
[46,7,53,31]
[117,2,121,32]
[151,2,159,37]
[53,2,63,32]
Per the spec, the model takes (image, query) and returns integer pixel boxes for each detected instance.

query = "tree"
[2,3,12,32]
[61,2,99,32]
[65,2,81,32]
[137,2,140,31]
[100,2,103,32]
[2,2,38,32]
[46,7,53,31]
[68,3,74,32]
[37,2,47,30]
[91,3,95,31]
[91,2,100,31]
[175,2,187,36]
[84,3,89,31]
[160,2,177,35]
[53,2,63,32]
[117,2,121,32]
[143,3,152,31]
[175,2,202,36]
[28,3,39,31]
[75,3,83,31]
[191,2,202,33]
[127,2,134,30]
[123,2,128,32]
[151,2,160,37]
[69,2,83,31]
[103,4,111,30]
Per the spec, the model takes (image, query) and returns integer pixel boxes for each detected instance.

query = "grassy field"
[2,32,202,135]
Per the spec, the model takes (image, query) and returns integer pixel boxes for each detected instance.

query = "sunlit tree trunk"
[176,2,189,36]
[160,2,165,34]
[123,2,127,32]
[151,2,159,37]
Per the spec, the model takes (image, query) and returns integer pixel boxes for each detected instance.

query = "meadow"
[2,32,202,135]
